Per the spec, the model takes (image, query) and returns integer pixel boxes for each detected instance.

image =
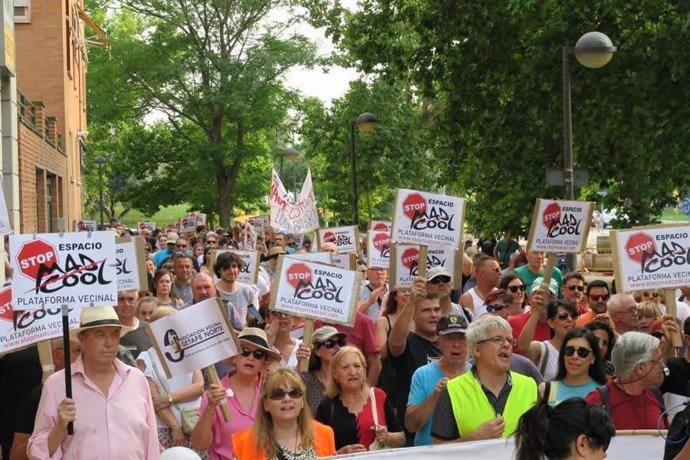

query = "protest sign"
[269,169,319,234]
[73,220,97,232]
[270,256,359,326]
[391,189,465,249]
[0,287,82,353]
[367,230,391,269]
[115,236,148,292]
[426,246,464,289]
[331,253,357,270]
[526,199,594,253]
[215,249,260,284]
[147,298,240,378]
[0,181,12,235]
[243,222,256,250]
[389,243,428,289]
[611,224,690,292]
[138,221,156,232]
[369,220,391,232]
[317,226,359,254]
[10,232,118,310]
[179,213,198,233]
[285,252,332,264]
[195,213,207,227]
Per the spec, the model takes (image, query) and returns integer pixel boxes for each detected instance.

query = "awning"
[77,6,110,51]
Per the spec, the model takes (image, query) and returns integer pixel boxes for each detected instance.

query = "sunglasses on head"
[565,285,585,292]
[589,294,610,302]
[555,311,578,320]
[508,284,526,293]
[240,347,266,360]
[486,303,508,313]
[564,346,592,358]
[430,276,451,285]
[268,388,303,400]
[319,337,346,349]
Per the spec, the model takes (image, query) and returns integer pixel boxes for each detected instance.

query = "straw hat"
[237,327,281,361]
[70,307,134,339]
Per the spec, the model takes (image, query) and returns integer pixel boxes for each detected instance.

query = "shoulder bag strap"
[538,341,550,377]
[369,387,379,426]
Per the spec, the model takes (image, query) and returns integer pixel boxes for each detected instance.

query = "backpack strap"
[597,384,611,415]
[538,341,550,377]
[651,385,668,427]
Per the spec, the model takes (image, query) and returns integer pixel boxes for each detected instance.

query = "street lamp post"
[563,31,616,269]
[284,147,300,201]
[94,156,106,229]
[349,112,378,227]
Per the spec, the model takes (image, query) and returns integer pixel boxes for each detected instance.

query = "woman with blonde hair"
[637,300,663,333]
[315,346,404,454]
[232,368,335,460]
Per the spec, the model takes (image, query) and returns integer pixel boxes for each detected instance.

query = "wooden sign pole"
[299,319,315,372]
[203,366,231,422]
[662,289,683,350]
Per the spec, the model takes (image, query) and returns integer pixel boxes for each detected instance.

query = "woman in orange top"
[232,368,335,460]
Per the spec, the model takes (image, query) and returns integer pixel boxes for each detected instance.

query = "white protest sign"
[367,230,390,269]
[611,224,690,292]
[270,257,359,325]
[331,253,357,270]
[0,181,12,235]
[0,287,82,353]
[115,236,148,292]
[426,246,464,289]
[243,222,256,250]
[147,298,240,378]
[389,243,428,289]
[73,220,97,232]
[216,249,260,284]
[369,220,391,232]
[526,199,594,253]
[138,222,156,232]
[269,169,319,234]
[179,213,198,233]
[9,231,118,310]
[317,226,359,254]
[285,252,332,264]
[391,189,464,249]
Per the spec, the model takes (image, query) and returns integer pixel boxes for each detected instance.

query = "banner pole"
[299,319,315,373]
[203,365,231,422]
[662,289,683,350]
[61,304,74,435]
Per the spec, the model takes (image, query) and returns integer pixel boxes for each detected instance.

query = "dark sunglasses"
[240,347,266,360]
[555,311,578,320]
[486,303,508,313]
[144,247,152,252]
[318,337,346,349]
[269,388,303,401]
[207,240,218,244]
[564,346,592,358]
[589,294,610,302]
[430,276,451,285]
[508,285,526,293]
[565,285,585,292]
[175,244,187,248]
[643,291,660,298]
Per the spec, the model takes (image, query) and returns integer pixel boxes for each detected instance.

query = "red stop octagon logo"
[625,232,656,263]
[372,223,389,231]
[542,202,561,229]
[16,239,58,281]
[373,233,390,253]
[403,193,426,219]
[401,248,420,269]
[323,231,336,243]
[286,262,312,289]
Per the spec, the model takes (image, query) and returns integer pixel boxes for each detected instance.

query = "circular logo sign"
[373,233,390,253]
[286,262,313,289]
[625,232,656,264]
[372,223,389,231]
[323,231,336,243]
[403,193,427,219]
[401,248,420,269]
[542,202,561,229]
[16,239,59,281]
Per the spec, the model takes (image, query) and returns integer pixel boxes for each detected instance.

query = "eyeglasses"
[565,285,585,292]
[489,267,501,274]
[555,312,578,320]
[507,284,526,293]
[647,355,665,368]
[564,346,592,358]
[268,387,303,400]
[430,276,451,285]
[175,244,187,249]
[318,337,346,349]
[240,347,267,360]
[589,294,610,302]
[486,303,508,313]
[643,291,660,298]
[477,335,514,345]
[207,240,218,244]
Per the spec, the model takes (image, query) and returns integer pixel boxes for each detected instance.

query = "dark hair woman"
[584,321,617,378]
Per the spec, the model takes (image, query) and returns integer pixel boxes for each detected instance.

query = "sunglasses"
[207,240,218,244]
[430,276,451,285]
[555,312,578,320]
[508,284,526,293]
[643,291,660,298]
[268,388,303,401]
[564,346,592,358]
[144,247,152,252]
[240,347,266,360]
[486,303,508,313]
[565,285,585,292]
[589,294,610,302]
[176,244,187,248]
[318,337,346,349]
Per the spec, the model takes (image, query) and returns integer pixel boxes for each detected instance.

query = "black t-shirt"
[14,383,43,434]
[390,333,441,424]
[120,322,153,359]
[661,357,690,396]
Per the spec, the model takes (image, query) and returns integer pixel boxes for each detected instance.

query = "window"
[14,0,30,23]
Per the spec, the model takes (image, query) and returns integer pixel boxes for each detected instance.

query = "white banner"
[73,220,97,232]
[367,230,391,269]
[216,249,260,284]
[389,243,427,289]
[317,226,359,254]
[138,221,156,232]
[243,222,256,250]
[195,213,207,227]
[611,224,690,292]
[147,298,240,378]
[527,199,594,253]
[331,253,357,270]
[0,287,82,353]
[369,220,391,232]
[10,232,118,310]
[391,189,464,249]
[115,236,148,292]
[269,169,319,234]
[270,257,359,325]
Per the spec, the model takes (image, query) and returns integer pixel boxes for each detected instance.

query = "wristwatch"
[167,393,173,404]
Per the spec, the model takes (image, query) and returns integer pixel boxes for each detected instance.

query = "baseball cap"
[426,266,452,283]
[436,314,469,335]
[311,326,347,345]
[166,232,179,244]
[530,277,559,295]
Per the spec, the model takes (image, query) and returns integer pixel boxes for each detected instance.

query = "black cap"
[437,314,469,336]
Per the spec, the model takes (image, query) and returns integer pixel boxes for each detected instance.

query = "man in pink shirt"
[28,307,159,460]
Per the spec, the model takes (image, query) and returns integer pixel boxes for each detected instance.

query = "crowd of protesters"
[1,222,690,460]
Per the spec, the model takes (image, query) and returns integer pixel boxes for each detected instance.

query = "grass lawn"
[84,204,192,229]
